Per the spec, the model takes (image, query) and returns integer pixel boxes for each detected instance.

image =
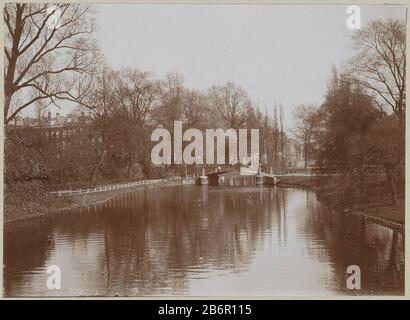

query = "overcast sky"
[95,4,405,129]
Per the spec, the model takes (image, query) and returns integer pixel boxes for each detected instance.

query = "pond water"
[4,179,404,296]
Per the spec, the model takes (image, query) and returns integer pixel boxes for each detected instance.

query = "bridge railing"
[49,177,188,197]
[274,172,344,176]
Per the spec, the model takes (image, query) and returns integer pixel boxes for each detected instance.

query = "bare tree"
[273,104,279,169]
[208,81,251,129]
[348,18,406,198]
[261,107,270,167]
[113,68,158,125]
[279,104,285,169]
[82,66,117,182]
[292,105,318,169]
[4,3,99,124]
[112,68,159,177]
[348,19,405,125]
[181,89,209,129]
[155,72,184,129]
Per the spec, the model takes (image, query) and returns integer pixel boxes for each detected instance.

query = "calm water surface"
[4,179,404,296]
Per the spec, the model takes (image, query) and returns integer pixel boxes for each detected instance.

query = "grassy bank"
[4,180,72,224]
[277,175,404,228]
[4,178,193,224]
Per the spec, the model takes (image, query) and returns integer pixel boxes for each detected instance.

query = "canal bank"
[5,175,404,233]
[277,175,404,232]
[4,177,196,225]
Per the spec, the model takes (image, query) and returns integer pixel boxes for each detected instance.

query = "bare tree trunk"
[126,154,133,178]
[92,150,106,184]
[304,144,308,169]
[384,163,398,206]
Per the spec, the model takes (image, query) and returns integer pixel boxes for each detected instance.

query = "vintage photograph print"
[2,3,405,297]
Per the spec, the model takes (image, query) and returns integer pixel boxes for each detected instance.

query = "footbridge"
[197,164,280,185]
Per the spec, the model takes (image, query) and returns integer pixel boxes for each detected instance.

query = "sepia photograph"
[2,2,406,298]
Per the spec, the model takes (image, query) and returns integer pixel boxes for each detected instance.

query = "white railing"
[49,177,191,197]
[275,173,345,176]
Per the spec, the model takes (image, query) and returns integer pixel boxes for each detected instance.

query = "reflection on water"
[4,177,404,296]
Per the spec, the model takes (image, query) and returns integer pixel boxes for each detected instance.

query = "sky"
[94,5,405,129]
